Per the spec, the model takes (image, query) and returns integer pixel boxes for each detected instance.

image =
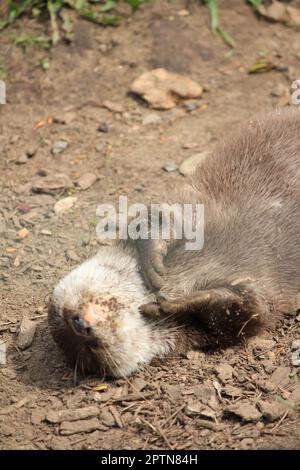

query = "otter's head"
[48,245,175,378]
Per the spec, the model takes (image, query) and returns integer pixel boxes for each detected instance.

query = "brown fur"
[140,108,300,348]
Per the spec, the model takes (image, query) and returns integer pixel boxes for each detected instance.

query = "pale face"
[48,246,175,377]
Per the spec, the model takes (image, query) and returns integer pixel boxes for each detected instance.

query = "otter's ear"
[154,281,269,346]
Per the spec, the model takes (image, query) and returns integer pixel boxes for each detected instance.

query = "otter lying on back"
[48,108,300,377]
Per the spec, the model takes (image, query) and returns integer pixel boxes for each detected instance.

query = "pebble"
[250,337,276,350]
[26,144,39,158]
[60,417,100,435]
[223,384,242,397]
[215,363,234,382]
[226,401,262,422]
[16,317,36,350]
[76,173,98,190]
[51,140,69,155]
[65,249,80,262]
[240,438,254,450]
[31,173,73,194]
[269,366,290,387]
[15,154,28,164]
[15,228,29,240]
[162,161,178,172]
[291,339,300,350]
[40,229,52,236]
[103,100,124,113]
[54,196,77,215]
[291,350,300,366]
[271,83,288,97]
[31,410,46,425]
[185,399,216,421]
[49,436,72,450]
[99,408,115,427]
[97,121,109,133]
[161,383,182,400]
[0,424,13,437]
[179,151,210,176]
[142,113,162,126]
[257,400,287,422]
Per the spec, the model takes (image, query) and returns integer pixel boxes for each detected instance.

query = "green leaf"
[100,0,118,13]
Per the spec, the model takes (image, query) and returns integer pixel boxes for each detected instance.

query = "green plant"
[0,1,149,44]
[202,0,235,48]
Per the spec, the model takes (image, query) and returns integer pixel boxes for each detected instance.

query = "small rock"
[15,228,29,240]
[131,68,203,110]
[51,140,69,155]
[192,382,218,407]
[162,161,178,172]
[142,113,162,126]
[240,438,254,450]
[291,350,300,366]
[0,340,6,366]
[186,400,216,421]
[271,83,288,97]
[16,317,36,350]
[97,121,109,133]
[46,406,99,424]
[258,400,287,422]
[49,436,72,450]
[250,337,276,350]
[40,229,52,236]
[0,216,6,235]
[99,408,115,427]
[0,424,13,437]
[215,363,234,383]
[178,9,189,17]
[183,99,203,112]
[255,379,276,393]
[290,385,300,405]
[15,154,28,164]
[65,249,80,262]
[270,366,290,387]
[103,100,124,113]
[31,410,46,425]
[186,350,205,362]
[26,144,39,158]
[53,112,76,125]
[161,383,182,400]
[291,339,300,350]
[31,173,73,194]
[179,151,210,176]
[54,196,77,215]
[226,401,262,422]
[182,142,198,150]
[76,173,98,190]
[60,417,100,435]
[130,377,147,392]
[223,384,242,397]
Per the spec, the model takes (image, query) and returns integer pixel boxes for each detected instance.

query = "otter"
[48,108,300,378]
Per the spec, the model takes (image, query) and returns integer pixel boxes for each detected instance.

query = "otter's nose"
[72,316,92,335]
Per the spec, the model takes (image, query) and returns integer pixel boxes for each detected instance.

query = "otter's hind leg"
[141,281,276,346]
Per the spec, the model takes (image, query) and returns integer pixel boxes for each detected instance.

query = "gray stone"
[162,161,178,172]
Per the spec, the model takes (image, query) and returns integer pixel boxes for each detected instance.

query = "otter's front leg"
[141,281,272,345]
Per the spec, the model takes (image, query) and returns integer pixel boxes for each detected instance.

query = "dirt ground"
[0,0,300,451]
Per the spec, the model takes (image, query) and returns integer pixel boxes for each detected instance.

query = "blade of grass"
[202,0,235,48]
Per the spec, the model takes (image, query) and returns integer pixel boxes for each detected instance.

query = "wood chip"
[46,406,99,424]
